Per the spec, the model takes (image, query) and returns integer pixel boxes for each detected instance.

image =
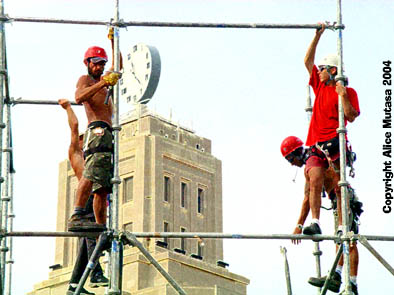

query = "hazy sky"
[2,0,394,294]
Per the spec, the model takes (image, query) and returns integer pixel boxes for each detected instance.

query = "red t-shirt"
[305,65,360,146]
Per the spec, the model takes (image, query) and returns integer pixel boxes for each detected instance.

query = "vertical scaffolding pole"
[305,84,322,293]
[280,247,292,295]
[0,0,6,293]
[108,0,122,293]
[305,85,312,121]
[335,0,352,294]
[0,102,10,294]
[4,172,12,295]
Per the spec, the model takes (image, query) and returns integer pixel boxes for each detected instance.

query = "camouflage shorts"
[82,124,113,193]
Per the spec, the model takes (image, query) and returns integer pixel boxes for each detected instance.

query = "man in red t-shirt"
[302,23,360,237]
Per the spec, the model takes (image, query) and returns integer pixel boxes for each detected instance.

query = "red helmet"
[280,136,303,157]
[83,46,108,65]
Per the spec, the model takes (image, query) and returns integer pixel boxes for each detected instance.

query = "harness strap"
[88,120,113,132]
[84,146,113,159]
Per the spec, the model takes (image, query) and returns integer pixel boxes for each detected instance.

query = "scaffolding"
[0,1,393,295]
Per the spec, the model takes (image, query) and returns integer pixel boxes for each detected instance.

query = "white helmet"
[318,54,339,68]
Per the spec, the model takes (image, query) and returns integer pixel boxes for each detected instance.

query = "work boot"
[89,272,109,288]
[303,222,322,235]
[308,271,342,293]
[351,282,358,295]
[67,214,107,232]
[66,285,95,295]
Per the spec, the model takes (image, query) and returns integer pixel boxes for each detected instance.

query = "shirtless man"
[281,136,360,295]
[67,44,121,232]
[59,99,109,294]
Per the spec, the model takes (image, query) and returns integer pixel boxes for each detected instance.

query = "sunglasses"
[318,65,331,72]
[90,57,108,64]
[285,153,295,164]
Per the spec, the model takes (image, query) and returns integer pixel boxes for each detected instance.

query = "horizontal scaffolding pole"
[3,231,394,242]
[2,231,100,238]
[0,15,344,30]
[9,99,80,106]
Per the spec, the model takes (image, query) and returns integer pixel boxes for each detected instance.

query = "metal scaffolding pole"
[320,244,343,295]
[108,0,122,294]
[280,247,292,295]
[358,236,394,276]
[305,83,322,293]
[4,172,12,295]
[0,15,344,30]
[0,0,6,293]
[123,232,187,295]
[335,1,352,294]
[0,101,11,294]
[4,231,394,241]
[9,99,80,106]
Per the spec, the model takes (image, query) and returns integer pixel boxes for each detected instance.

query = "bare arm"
[108,27,123,72]
[336,83,359,122]
[75,75,107,104]
[292,180,311,245]
[59,99,79,146]
[304,23,326,76]
[58,99,84,180]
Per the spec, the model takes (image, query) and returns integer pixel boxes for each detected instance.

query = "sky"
[2,0,394,294]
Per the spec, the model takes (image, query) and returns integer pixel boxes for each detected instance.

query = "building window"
[163,222,169,246]
[123,176,133,203]
[197,241,203,257]
[121,88,127,95]
[181,227,186,251]
[197,188,204,214]
[181,182,187,208]
[164,176,170,202]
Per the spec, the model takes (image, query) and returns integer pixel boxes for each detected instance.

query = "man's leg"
[303,166,325,235]
[75,177,94,208]
[86,237,109,288]
[93,190,108,225]
[67,238,95,295]
[68,177,104,232]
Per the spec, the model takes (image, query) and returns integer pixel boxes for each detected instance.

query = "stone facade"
[29,106,249,294]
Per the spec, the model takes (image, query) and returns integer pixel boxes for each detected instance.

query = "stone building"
[29,106,249,295]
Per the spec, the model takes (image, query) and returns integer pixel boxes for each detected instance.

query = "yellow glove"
[108,27,114,40]
[103,72,120,86]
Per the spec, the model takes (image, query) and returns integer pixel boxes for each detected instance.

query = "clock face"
[120,43,161,105]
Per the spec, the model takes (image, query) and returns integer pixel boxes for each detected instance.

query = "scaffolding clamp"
[110,18,127,28]
[1,196,10,202]
[0,246,9,253]
[111,177,122,185]
[337,180,349,188]
[112,125,122,131]
[0,14,12,23]
[2,147,12,153]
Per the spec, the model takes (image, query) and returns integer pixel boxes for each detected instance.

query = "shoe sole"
[67,289,95,295]
[89,282,109,288]
[308,278,340,293]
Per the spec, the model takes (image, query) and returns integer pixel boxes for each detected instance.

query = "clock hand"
[130,62,142,85]
[131,71,142,85]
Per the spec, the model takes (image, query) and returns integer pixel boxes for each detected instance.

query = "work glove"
[103,72,121,86]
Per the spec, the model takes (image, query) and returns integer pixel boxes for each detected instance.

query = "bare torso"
[76,75,113,126]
